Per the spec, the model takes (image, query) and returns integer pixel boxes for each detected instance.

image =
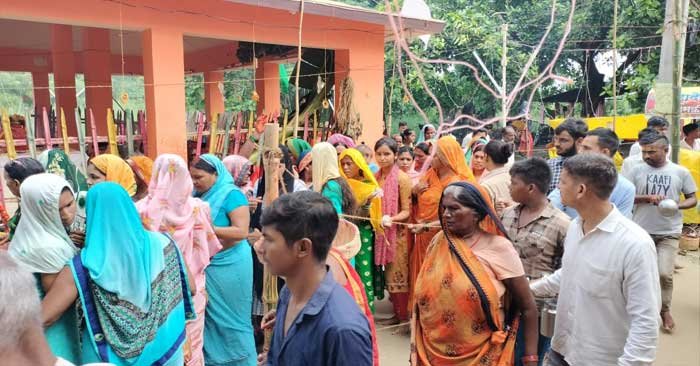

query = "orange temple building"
[0,0,443,157]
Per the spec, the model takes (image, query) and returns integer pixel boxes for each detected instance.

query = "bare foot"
[661,311,675,333]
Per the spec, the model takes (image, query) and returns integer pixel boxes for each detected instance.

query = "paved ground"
[375,252,700,366]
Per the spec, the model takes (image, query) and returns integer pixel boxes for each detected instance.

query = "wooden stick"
[139,110,148,155]
[281,109,288,144]
[1,110,17,159]
[60,108,70,153]
[208,113,219,155]
[195,112,205,158]
[261,122,281,350]
[303,113,309,141]
[106,108,118,155]
[313,111,318,145]
[232,112,243,155]
[126,110,135,156]
[88,108,99,157]
[248,110,255,139]
[221,111,235,157]
[74,108,87,173]
[26,111,37,159]
[42,107,53,150]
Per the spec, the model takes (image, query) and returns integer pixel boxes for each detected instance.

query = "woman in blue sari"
[190,154,256,366]
[40,182,193,366]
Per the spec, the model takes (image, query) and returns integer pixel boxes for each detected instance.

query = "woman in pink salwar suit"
[136,154,222,366]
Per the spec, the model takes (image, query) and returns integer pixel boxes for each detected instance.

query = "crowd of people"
[0,116,698,366]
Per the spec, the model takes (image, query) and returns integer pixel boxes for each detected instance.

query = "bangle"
[521,355,539,363]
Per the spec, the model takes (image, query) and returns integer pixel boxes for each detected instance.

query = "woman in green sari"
[338,148,384,312]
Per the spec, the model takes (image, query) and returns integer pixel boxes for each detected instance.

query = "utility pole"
[500,23,508,129]
[657,0,689,163]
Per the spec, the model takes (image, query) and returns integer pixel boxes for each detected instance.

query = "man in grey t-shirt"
[625,132,697,333]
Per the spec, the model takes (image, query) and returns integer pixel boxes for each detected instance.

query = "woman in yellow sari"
[409,137,479,310]
[411,182,539,366]
[339,148,383,311]
[86,154,137,197]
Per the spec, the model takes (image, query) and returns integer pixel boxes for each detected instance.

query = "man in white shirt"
[0,252,75,366]
[624,132,697,333]
[532,154,661,366]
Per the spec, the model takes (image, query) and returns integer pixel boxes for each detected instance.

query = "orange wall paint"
[142,28,187,158]
[3,0,387,154]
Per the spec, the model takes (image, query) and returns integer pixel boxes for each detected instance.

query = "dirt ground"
[375,252,700,366]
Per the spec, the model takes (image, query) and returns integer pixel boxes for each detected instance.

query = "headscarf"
[417,123,436,143]
[375,164,399,265]
[90,154,137,196]
[338,148,383,234]
[136,154,221,292]
[223,155,253,193]
[439,182,507,238]
[193,154,236,220]
[38,149,88,193]
[298,150,312,174]
[9,174,78,273]
[417,137,476,222]
[128,155,154,185]
[469,140,487,171]
[286,138,312,161]
[328,133,356,148]
[465,137,489,165]
[81,182,166,311]
[312,142,341,192]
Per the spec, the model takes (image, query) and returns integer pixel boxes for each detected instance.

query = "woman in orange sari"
[411,182,539,366]
[409,137,477,310]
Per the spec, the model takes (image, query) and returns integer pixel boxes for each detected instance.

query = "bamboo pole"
[261,122,281,350]
[106,108,118,156]
[1,110,16,159]
[88,109,99,157]
[208,113,220,155]
[74,109,87,173]
[42,107,52,149]
[60,108,70,153]
[281,109,288,144]
[195,112,205,158]
[303,113,309,141]
[221,112,235,157]
[232,112,243,156]
[671,0,683,163]
[126,110,135,156]
[312,111,318,145]
[138,111,147,155]
[26,112,37,159]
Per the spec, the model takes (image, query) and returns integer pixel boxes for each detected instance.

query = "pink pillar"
[142,28,187,158]
[51,24,78,135]
[31,72,51,112]
[204,71,225,120]
[255,61,281,116]
[82,28,113,136]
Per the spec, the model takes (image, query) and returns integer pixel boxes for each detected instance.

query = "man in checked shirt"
[501,158,571,366]
[547,118,588,194]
